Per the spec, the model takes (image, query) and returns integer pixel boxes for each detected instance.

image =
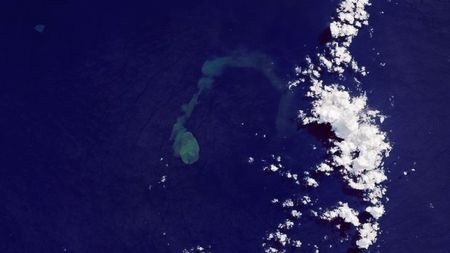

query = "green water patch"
[170,49,294,165]
[172,129,199,165]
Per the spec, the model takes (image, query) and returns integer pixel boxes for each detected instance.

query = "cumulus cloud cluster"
[321,202,360,226]
[292,0,391,250]
[182,245,210,253]
[303,82,391,205]
[260,0,390,251]
[325,0,371,74]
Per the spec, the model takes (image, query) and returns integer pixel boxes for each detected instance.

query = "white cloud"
[291,0,390,250]
[356,223,379,249]
[366,205,385,220]
[321,202,360,226]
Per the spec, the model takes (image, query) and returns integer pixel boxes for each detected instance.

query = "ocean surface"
[0,0,449,252]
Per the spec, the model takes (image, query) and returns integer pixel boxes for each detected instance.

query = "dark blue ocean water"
[0,0,449,252]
